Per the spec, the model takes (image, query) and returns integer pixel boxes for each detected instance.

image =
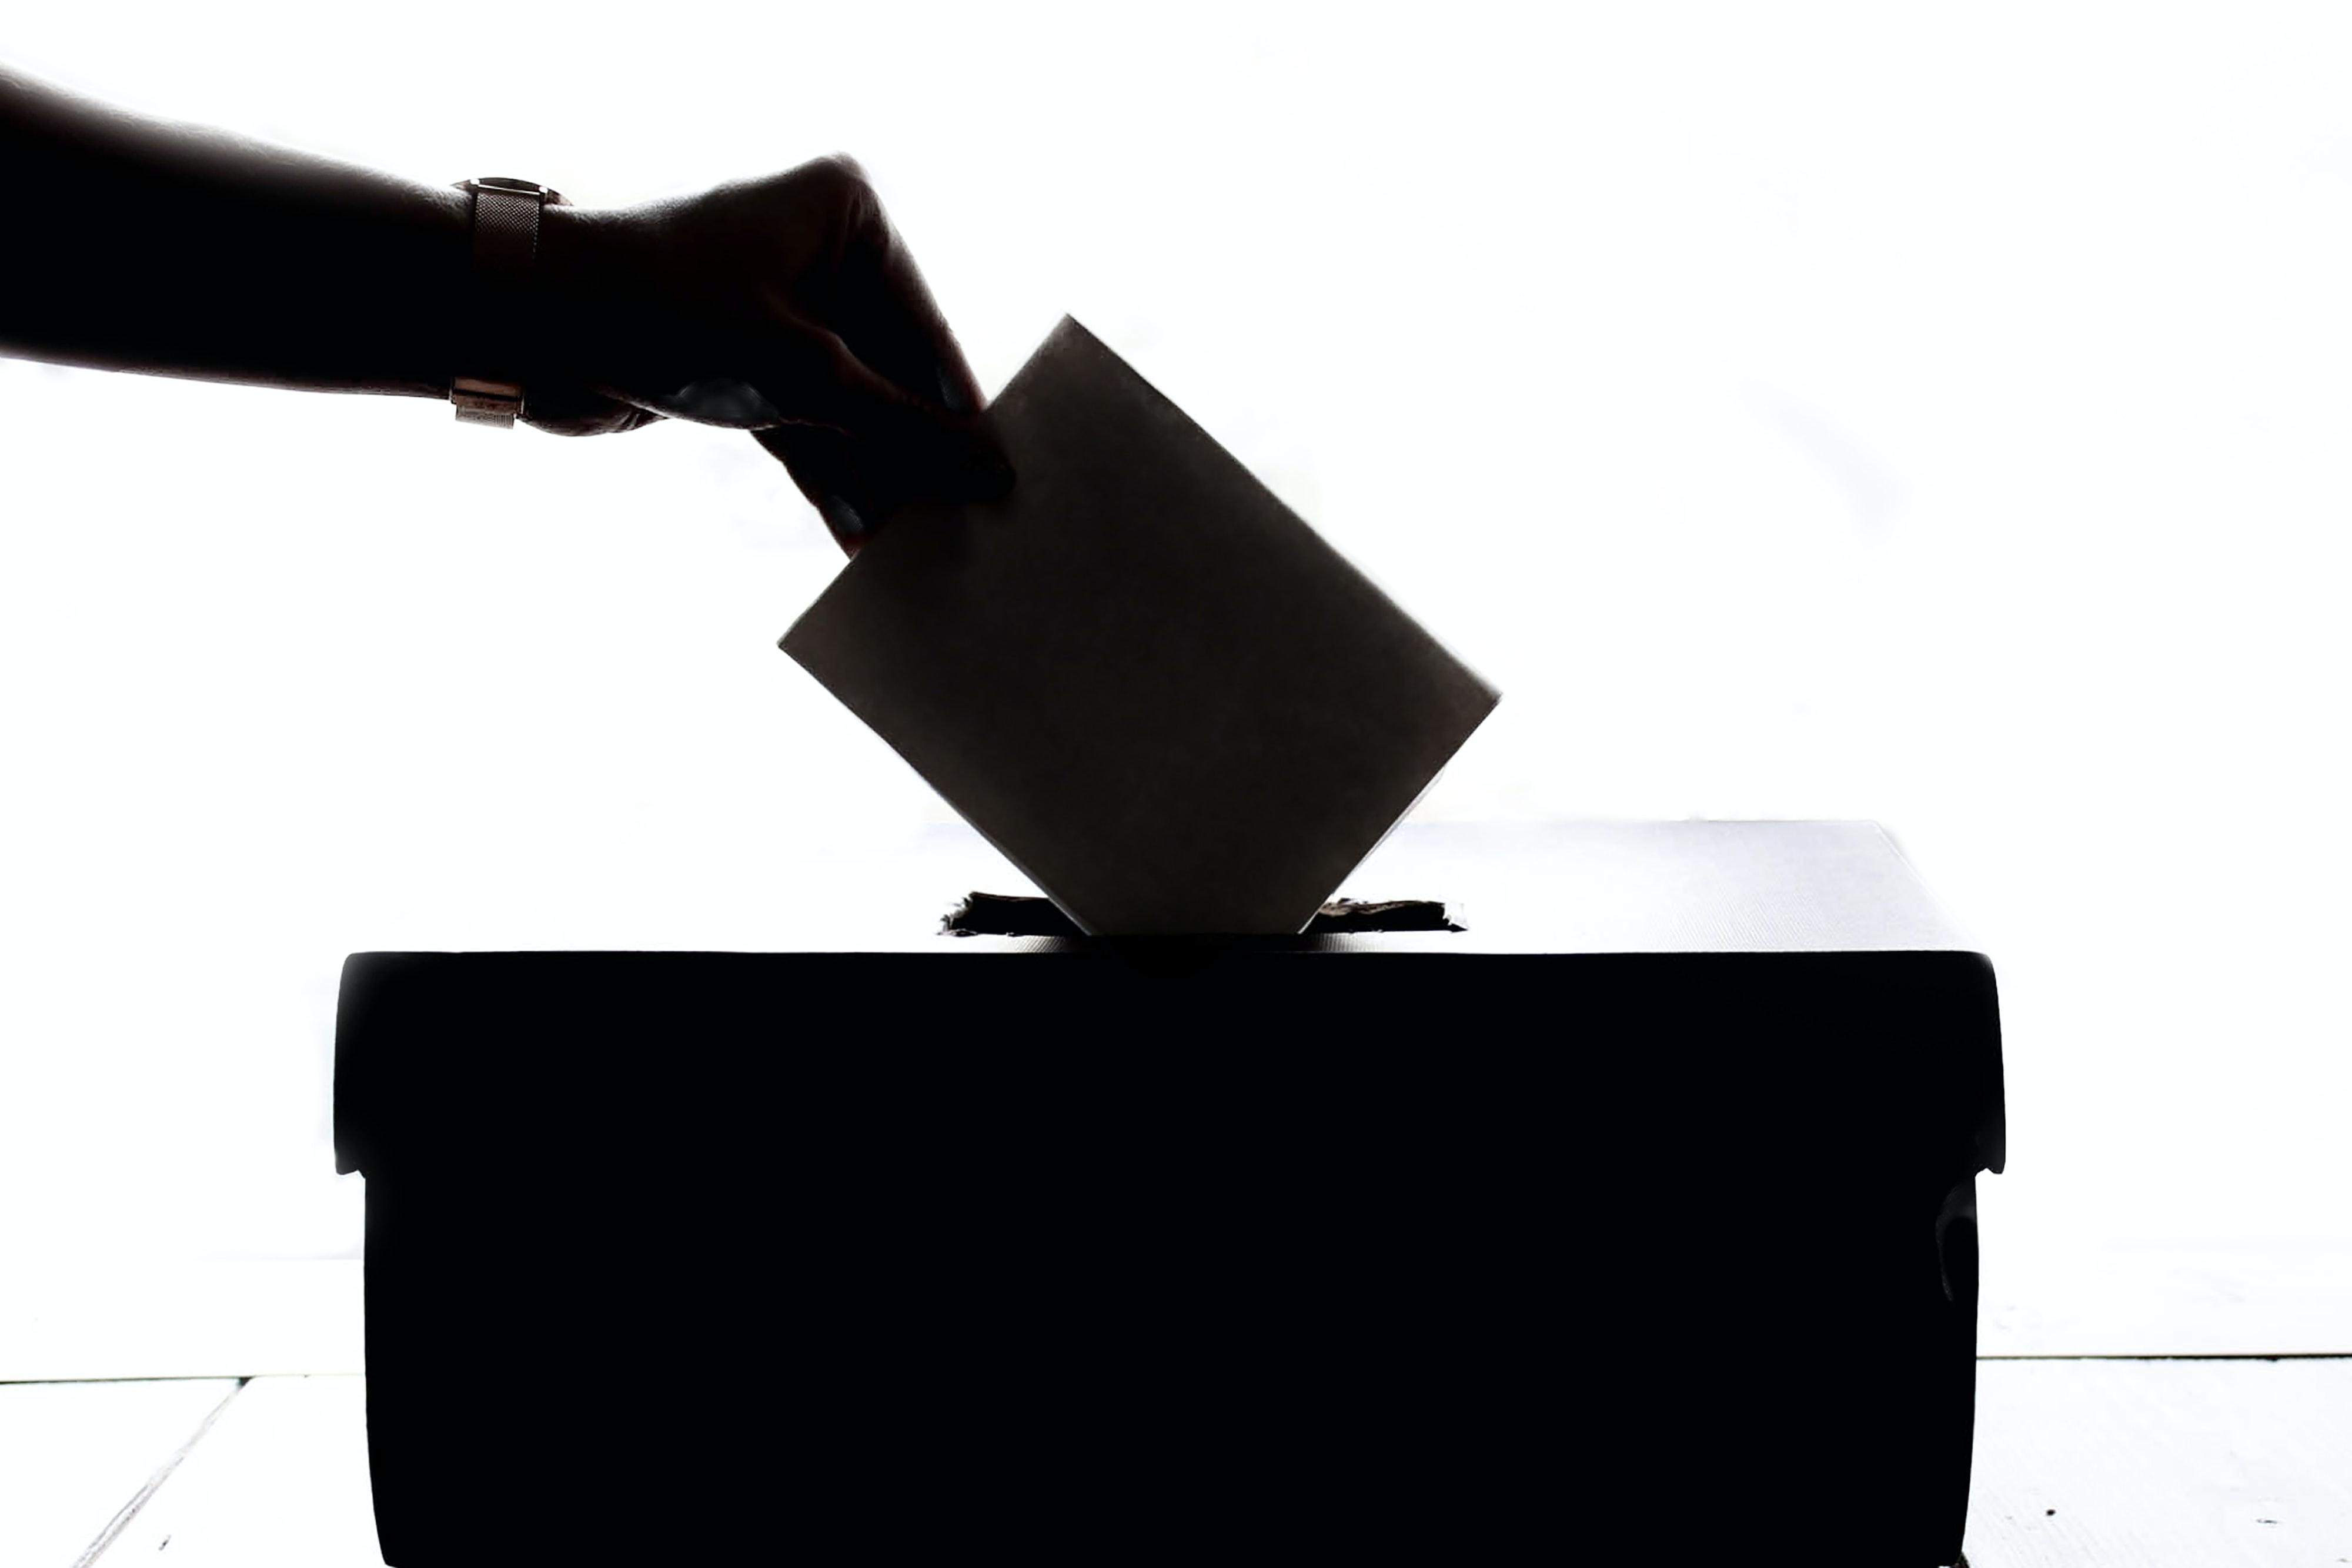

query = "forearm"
[0,66,469,399]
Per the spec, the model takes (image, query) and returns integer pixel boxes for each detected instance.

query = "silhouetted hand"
[530,156,1011,554]
[5,66,1001,554]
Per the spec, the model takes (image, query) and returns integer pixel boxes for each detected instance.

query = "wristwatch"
[450,176,566,427]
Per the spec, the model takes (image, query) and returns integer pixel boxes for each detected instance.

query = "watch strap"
[452,178,563,427]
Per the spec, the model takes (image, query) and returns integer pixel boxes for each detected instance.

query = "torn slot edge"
[941,892,1464,938]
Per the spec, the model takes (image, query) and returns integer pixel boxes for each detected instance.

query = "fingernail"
[820,493,866,537]
[936,362,975,416]
[663,377,783,425]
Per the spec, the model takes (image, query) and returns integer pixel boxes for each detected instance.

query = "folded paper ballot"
[780,316,1499,934]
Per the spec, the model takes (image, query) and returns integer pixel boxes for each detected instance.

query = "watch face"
[472,176,566,205]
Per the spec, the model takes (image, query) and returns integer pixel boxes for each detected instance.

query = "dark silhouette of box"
[335,823,2003,1564]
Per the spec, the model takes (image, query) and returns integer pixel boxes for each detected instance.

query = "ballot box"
[335,821,2004,1566]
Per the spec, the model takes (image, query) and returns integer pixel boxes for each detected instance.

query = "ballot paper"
[781,316,1499,935]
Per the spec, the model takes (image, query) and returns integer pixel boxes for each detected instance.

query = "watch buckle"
[452,375,522,427]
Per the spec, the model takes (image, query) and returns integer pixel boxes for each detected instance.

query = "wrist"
[392,182,473,399]
[526,200,594,389]
[529,201,649,397]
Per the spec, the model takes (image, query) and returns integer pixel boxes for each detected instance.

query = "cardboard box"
[336,822,2003,1564]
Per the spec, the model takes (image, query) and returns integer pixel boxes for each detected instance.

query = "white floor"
[4,1246,2347,1566]
[1965,1360,2352,1567]
[4,1361,2349,1566]
[0,1378,240,1568]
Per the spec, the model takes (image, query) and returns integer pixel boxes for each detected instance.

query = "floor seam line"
[68,1376,249,1567]
[1979,1352,2352,1362]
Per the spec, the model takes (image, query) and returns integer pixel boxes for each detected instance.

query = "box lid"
[334,821,2002,1183]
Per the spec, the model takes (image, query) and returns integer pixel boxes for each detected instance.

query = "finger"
[827,179,991,422]
[520,389,666,437]
[754,424,896,557]
[756,327,1012,502]
[627,376,783,429]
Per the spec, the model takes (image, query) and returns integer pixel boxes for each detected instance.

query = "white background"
[1,2,2347,1338]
